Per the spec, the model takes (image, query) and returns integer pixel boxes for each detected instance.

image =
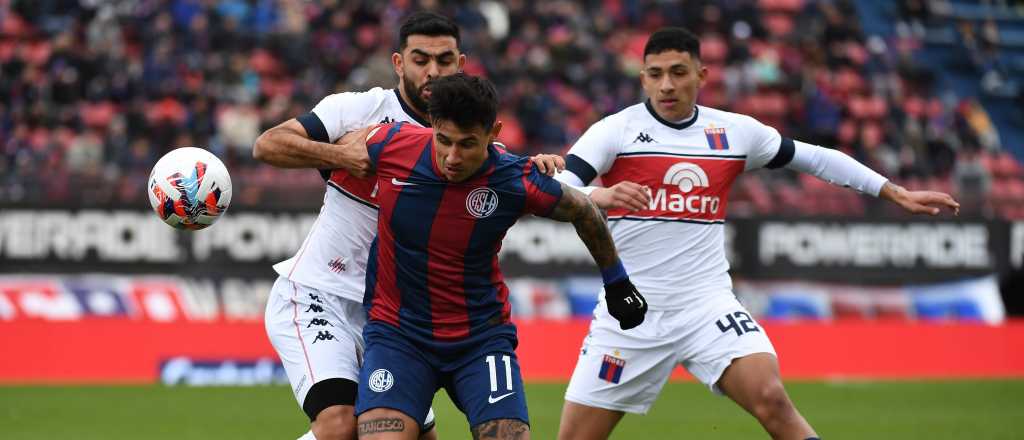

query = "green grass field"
[2,380,1022,439]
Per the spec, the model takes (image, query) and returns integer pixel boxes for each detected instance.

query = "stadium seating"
[0,0,1021,219]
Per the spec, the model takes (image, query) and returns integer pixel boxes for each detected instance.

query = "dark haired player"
[254,12,561,440]
[351,73,647,440]
[555,27,960,440]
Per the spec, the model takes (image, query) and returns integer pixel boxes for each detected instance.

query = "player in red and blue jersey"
[349,73,648,439]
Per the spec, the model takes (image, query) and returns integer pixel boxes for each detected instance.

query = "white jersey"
[557,102,787,310]
[273,87,431,302]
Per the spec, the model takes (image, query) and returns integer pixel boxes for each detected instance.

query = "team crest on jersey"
[369,368,394,392]
[705,126,730,150]
[598,354,626,384]
[466,187,499,218]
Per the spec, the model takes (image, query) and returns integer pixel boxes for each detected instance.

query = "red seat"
[700,34,728,64]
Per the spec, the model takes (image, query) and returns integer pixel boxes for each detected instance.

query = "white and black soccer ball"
[147,147,232,230]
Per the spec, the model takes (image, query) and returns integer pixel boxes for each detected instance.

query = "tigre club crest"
[466,187,499,218]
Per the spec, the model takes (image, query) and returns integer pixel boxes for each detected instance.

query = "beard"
[402,73,429,115]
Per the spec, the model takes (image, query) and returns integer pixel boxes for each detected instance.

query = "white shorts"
[265,276,366,407]
[266,276,436,428]
[564,293,775,414]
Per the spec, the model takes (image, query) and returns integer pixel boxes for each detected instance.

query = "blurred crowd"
[0,0,1021,216]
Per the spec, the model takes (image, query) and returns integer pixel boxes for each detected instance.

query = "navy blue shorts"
[355,322,529,428]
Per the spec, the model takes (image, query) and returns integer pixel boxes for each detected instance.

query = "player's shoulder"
[314,87,393,119]
[368,121,430,145]
[490,147,541,182]
[319,86,391,105]
[597,102,649,128]
[697,105,767,130]
[493,146,531,169]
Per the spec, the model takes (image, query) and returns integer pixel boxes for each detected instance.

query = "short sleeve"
[309,87,388,142]
[522,162,564,216]
[741,115,785,171]
[365,122,404,173]
[559,116,623,185]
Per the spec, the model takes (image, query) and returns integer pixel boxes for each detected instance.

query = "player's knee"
[311,405,357,440]
[471,419,530,440]
[750,381,794,423]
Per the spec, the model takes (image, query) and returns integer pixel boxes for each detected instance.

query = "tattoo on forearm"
[358,418,405,437]
[548,183,619,269]
[471,419,529,440]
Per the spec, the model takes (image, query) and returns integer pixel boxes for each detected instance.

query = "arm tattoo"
[546,182,620,269]
[357,418,405,437]
[471,419,529,440]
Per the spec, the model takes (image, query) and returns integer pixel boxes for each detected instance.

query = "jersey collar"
[394,88,431,127]
[644,100,699,130]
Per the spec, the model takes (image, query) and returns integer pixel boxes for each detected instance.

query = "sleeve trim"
[765,137,795,169]
[565,154,598,185]
[296,112,330,143]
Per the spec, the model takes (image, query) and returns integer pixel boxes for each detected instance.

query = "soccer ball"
[148,147,232,230]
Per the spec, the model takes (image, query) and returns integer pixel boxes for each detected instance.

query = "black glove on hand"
[605,277,647,330]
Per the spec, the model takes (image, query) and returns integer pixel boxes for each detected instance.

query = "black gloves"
[604,277,648,330]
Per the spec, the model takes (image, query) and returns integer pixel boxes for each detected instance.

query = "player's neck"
[662,106,696,123]
[397,87,429,121]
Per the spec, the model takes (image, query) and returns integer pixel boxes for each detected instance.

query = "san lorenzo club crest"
[368,368,394,392]
[466,187,499,218]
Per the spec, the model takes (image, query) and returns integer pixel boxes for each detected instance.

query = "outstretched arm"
[545,183,619,269]
[782,140,959,215]
[252,119,374,177]
[879,181,960,215]
[544,182,647,329]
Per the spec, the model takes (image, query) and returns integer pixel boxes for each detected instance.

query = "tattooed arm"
[544,183,620,269]
[544,183,648,330]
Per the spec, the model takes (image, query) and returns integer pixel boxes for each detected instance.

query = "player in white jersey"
[254,12,563,440]
[253,13,458,440]
[554,28,961,440]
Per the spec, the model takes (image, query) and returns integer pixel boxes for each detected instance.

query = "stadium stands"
[1,0,1021,218]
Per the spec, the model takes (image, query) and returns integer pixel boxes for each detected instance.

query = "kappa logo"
[634,132,655,143]
[663,162,709,193]
[466,187,499,218]
[328,257,347,273]
[379,116,395,124]
[368,368,394,392]
[312,330,336,344]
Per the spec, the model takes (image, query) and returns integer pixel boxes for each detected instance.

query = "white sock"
[296,430,317,440]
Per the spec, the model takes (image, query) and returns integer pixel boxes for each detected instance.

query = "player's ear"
[457,53,466,72]
[392,52,403,76]
[489,120,503,141]
[698,64,708,87]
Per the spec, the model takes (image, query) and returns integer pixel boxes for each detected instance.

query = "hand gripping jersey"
[557,102,795,310]
[363,122,563,345]
[273,88,432,302]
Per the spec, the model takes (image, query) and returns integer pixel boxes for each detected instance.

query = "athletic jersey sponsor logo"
[605,155,743,222]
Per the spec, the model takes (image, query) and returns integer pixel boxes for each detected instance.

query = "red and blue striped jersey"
[364,122,563,345]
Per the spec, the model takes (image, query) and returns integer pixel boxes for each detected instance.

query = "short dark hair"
[427,73,498,131]
[398,11,460,50]
[643,27,701,60]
